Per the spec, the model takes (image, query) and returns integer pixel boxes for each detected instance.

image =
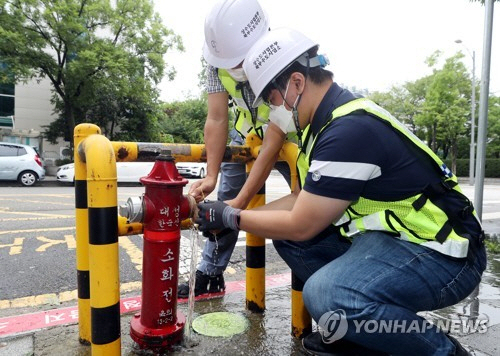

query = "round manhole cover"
[192,312,249,337]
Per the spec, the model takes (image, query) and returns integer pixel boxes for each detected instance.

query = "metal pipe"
[74,123,101,345]
[455,39,477,186]
[280,142,312,338]
[82,133,121,355]
[244,134,266,312]
[474,0,495,220]
[111,141,253,164]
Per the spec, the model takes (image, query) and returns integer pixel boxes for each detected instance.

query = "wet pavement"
[0,177,500,355]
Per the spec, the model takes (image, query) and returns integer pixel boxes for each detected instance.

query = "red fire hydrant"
[126,150,194,351]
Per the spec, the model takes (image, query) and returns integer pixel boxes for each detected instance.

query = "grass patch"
[485,239,500,254]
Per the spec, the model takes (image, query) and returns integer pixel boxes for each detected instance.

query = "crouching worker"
[195,27,486,356]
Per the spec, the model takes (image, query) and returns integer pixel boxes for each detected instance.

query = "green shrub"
[443,159,500,178]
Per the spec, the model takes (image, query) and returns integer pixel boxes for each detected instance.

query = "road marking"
[35,235,76,252]
[0,226,75,236]
[0,210,73,218]
[119,236,143,273]
[0,198,73,206]
[0,281,143,311]
[0,194,73,198]
[0,216,74,222]
[0,237,24,255]
[482,212,500,220]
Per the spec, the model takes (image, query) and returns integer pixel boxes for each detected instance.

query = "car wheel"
[199,168,206,179]
[18,170,38,186]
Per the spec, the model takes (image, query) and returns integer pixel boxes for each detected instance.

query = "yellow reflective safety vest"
[218,69,269,139]
[297,98,481,258]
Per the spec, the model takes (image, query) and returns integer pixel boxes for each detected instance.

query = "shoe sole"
[302,338,336,356]
[302,338,388,356]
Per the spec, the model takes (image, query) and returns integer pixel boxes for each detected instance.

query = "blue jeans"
[275,230,486,355]
[198,131,292,275]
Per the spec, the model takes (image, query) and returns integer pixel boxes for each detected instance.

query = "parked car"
[0,142,45,186]
[56,161,207,183]
[176,162,207,178]
[57,162,155,184]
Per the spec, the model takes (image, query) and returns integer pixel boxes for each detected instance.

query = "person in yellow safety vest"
[178,0,295,299]
[196,27,486,356]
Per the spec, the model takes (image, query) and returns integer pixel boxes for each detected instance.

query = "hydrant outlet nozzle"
[119,196,144,223]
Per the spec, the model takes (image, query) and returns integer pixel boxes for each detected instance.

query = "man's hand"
[188,176,217,203]
[196,200,241,232]
[224,198,246,210]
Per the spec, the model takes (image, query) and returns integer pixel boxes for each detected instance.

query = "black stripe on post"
[292,272,305,292]
[91,303,120,345]
[88,207,118,245]
[246,245,265,268]
[77,270,90,299]
[75,180,87,209]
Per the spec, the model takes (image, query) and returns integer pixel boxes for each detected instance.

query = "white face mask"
[268,80,300,134]
[269,104,297,133]
[226,67,247,82]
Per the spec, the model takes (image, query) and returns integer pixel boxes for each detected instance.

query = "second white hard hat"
[203,0,270,69]
[243,27,318,108]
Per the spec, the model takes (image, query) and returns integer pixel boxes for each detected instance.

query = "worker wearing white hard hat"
[202,0,269,69]
[197,27,486,355]
[181,0,295,299]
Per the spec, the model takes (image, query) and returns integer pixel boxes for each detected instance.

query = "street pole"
[455,39,477,186]
[470,51,476,186]
[474,0,494,221]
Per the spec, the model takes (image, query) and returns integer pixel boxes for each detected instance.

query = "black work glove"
[196,200,241,232]
[202,228,233,241]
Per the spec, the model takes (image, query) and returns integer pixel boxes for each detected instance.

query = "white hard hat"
[243,27,318,108]
[203,0,270,69]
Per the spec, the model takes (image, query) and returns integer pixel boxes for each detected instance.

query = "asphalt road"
[0,174,291,317]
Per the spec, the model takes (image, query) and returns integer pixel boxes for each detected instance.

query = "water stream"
[183,225,202,346]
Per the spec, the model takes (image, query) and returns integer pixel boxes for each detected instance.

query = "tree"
[160,96,208,144]
[486,96,500,157]
[0,0,183,145]
[370,84,420,134]
[413,52,470,172]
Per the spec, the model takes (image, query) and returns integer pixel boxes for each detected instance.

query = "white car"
[57,161,207,183]
[175,162,207,178]
[0,142,46,186]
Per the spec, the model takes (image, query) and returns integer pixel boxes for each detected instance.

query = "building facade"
[0,77,70,174]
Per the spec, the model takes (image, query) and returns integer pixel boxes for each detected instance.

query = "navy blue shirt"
[303,83,442,202]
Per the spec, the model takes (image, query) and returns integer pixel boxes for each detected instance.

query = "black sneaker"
[178,270,225,299]
[302,331,388,356]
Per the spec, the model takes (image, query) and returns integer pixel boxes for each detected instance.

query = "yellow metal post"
[279,141,312,338]
[82,134,121,356]
[74,124,101,345]
[244,134,266,312]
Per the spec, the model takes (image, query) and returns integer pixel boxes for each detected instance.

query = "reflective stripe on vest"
[296,98,478,258]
